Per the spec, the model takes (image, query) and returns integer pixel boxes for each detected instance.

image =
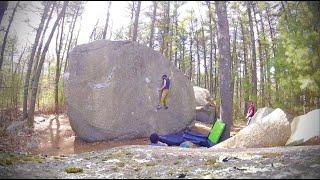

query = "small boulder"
[195,105,216,124]
[249,107,274,125]
[193,86,211,106]
[286,109,320,146]
[193,86,215,123]
[6,120,27,133]
[215,108,291,148]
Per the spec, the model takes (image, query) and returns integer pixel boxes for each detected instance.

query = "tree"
[247,1,257,104]
[252,2,264,106]
[132,1,141,42]
[0,1,8,26]
[206,1,214,94]
[215,1,232,141]
[22,2,53,119]
[149,1,157,48]
[54,2,67,114]
[163,1,170,58]
[0,1,20,70]
[102,1,112,40]
[28,1,69,127]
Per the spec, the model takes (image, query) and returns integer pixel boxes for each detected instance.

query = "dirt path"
[0,114,246,156]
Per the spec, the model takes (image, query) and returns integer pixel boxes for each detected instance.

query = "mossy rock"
[64,166,84,173]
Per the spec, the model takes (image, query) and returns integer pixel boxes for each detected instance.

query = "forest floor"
[1,112,320,178]
[0,112,246,156]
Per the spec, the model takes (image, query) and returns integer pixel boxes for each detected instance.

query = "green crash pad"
[208,119,225,144]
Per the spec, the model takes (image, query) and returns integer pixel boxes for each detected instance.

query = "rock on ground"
[195,105,216,124]
[249,107,274,125]
[193,86,211,106]
[286,109,320,146]
[193,86,215,123]
[215,108,291,148]
[1,145,320,179]
[64,40,195,142]
[6,120,27,134]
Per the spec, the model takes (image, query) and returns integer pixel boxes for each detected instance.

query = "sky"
[1,1,265,77]
[2,1,203,50]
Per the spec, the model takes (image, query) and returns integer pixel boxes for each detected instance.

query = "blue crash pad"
[158,130,215,148]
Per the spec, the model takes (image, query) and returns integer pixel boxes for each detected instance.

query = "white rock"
[215,108,291,148]
[286,109,320,146]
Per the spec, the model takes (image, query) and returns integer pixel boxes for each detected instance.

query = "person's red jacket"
[247,104,254,117]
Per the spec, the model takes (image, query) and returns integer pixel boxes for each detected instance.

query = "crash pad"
[208,119,225,144]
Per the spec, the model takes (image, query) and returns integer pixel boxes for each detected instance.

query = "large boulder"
[193,86,211,106]
[249,107,274,125]
[215,108,291,148]
[286,109,320,146]
[64,40,196,142]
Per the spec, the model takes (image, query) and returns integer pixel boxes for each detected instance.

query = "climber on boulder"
[157,74,170,110]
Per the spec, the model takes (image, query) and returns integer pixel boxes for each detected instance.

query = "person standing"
[246,101,255,125]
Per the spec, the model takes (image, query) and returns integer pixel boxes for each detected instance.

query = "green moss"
[204,158,223,168]
[134,167,142,172]
[173,160,180,165]
[64,167,84,173]
[145,162,156,167]
[205,158,217,166]
[262,152,282,158]
[111,167,118,172]
[0,152,45,166]
[3,158,13,165]
[167,170,173,176]
[116,161,125,167]
[125,151,133,156]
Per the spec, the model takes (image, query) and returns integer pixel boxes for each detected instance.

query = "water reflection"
[32,114,148,156]
[49,115,61,151]
[73,136,149,155]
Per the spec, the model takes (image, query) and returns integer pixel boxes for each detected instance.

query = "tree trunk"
[247,1,257,104]
[240,18,249,115]
[253,2,264,107]
[64,6,80,73]
[128,1,135,39]
[55,6,66,114]
[0,1,19,70]
[188,14,194,81]
[174,2,178,67]
[164,1,171,58]
[0,1,8,26]
[182,38,185,73]
[22,2,51,119]
[266,4,278,103]
[213,13,218,100]
[132,1,141,42]
[28,1,69,128]
[32,2,55,94]
[231,20,238,118]
[215,1,233,140]
[207,2,213,95]
[195,31,201,86]
[201,26,208,89]
[149,1,157,48]
[103,1,112,39]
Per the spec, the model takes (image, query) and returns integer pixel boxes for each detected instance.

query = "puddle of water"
[30,114,149,156]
